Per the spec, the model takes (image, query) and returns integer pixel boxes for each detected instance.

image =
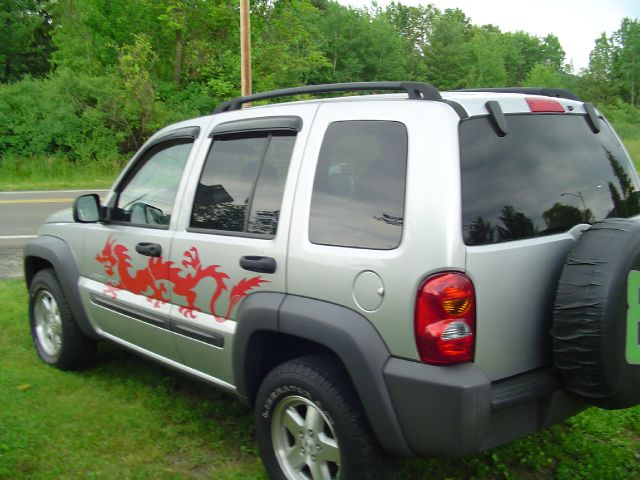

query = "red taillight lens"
[414,272,476,365]
[526,97,565,113]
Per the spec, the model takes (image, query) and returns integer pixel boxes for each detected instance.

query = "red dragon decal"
[95,237,268,321]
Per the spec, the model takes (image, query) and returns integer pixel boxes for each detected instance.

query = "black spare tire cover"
[552,218,640,409]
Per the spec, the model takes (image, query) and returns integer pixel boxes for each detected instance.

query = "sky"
[338,0,640,72]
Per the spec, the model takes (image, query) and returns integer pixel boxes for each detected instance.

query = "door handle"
[239,256,276,274]
[136,242,162,257]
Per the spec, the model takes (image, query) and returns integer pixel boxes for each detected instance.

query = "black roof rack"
[212,81,442,113]
[453,87,582,102]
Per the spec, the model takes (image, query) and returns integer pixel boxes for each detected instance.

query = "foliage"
[0,69,124,163]
[0,0,54,83]
[0,0,639,167]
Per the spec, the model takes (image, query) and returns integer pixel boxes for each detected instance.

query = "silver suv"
[24,82,640,479]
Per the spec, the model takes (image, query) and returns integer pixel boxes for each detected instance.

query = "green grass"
[625,139,640,171]
[1,278,639,479]
[0,156,120,191]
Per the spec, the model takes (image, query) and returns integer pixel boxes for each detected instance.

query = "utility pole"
[240,0,252,98]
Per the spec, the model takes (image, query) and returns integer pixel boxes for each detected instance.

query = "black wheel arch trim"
[233,292,413,456]
[24,236,100,340]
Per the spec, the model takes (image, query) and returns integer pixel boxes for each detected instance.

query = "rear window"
[460,114,640,245]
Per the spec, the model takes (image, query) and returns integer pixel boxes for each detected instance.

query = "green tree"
[422,8,473,89]
[501,31,544,85]
[540,34,566,71]
[253,0,330,89]
[612,18,640,105]
[522,64,565,88]
[312,2,406,84]
[583,33,616,102]
[384,2,435,79]
[464,29,507,87]
[0,0,54,82]
[117,34,157,150]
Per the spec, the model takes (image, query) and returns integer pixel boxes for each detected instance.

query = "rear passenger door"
[167,107,317,386]
[287,103,412,354]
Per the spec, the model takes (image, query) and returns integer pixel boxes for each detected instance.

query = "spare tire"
[552,218,640,410]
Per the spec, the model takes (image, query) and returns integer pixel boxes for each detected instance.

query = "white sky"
[338,0,640,72]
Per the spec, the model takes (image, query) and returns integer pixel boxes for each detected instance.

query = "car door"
[166,106,316,386]
[78,127,200,361]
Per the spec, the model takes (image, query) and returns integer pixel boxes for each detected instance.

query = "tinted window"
[461,115,640,245]
[113,141,193,226]
[190,132,295,236]
[309,121,408,249]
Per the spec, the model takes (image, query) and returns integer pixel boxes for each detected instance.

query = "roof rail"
[453,87,582,102]
[212,81,442,113]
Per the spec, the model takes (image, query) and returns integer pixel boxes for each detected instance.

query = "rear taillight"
[414,272,476,365]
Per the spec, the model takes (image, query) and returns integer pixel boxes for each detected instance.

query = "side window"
[190,132,296,236]
[112,140,193,227]
[309,121,408,249]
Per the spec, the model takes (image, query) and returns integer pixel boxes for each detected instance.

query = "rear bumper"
[383,358,586,457]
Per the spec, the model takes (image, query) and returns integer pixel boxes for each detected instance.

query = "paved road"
[0,190,108,279]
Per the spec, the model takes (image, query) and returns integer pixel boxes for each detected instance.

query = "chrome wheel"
[271,395,341,480]
[33,289,63,357]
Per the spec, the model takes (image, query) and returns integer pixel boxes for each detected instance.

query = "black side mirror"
[73,194,103,223]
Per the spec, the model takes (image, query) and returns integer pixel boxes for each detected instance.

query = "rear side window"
[309,121,408,249]
[190,132,296,236]
[461,115,640,245]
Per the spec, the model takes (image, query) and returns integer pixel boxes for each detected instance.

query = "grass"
[1,278,639,479]
[0,156,120,191]
[625,139,640,170]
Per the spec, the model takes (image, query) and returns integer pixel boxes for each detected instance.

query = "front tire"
[255,354,392,480]
[29,269,96,370]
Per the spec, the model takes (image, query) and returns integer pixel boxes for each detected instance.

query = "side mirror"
[73,194,102,223]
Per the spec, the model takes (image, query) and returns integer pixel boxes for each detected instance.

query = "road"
[0,189,108,279]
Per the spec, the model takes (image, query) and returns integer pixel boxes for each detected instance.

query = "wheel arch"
[233,292,413,456]
[24,236,100,340]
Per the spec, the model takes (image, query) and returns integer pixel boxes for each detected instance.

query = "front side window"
[309,121,408,249]
[112,141,193,226]
[190,132,296,236]
[461,114,640,245]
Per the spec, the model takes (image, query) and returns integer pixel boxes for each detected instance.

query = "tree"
[253,0,330,89]
[540,34,566,71]
[422,8,473,89]
[117,34,157,151]
[612,18,640,105]
[308,1,407,84]
[0,0,54,82]
[385,2,435,79]
[463,28,506,87]
[522,64,565,88]
[583,33,616,102]
[501,31,545,85]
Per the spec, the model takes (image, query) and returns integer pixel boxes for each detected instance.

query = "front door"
[79,135,197,361]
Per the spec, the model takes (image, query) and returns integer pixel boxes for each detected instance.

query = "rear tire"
[29,269,96,370]
[255,354,394,480]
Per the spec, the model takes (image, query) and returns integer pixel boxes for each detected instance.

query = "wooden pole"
[240,0,252,98]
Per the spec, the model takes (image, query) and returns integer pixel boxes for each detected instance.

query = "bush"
[0,69,125,164]
[600,100,640,141]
